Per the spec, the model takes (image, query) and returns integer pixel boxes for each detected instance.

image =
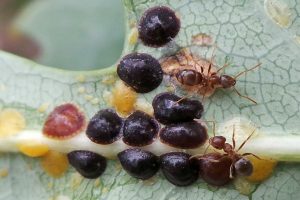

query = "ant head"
[209,136,226,150]
[176,69,203,86]
[220,75,236,88]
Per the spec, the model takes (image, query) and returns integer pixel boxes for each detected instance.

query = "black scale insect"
[117,53,163,93]
[86,109,123,144]
[67,150,107,179]
[152,92,203,124]
[138,6,181,47]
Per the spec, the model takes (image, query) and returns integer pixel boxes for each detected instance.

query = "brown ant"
[165,47,262,104]
[193,123,260,178]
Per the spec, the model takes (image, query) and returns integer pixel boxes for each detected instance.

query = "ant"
[167,46,262,104]
[193,122,260,178]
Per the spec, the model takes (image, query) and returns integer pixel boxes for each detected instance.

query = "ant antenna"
[204,120,216,137]
[236,129,256,152]
[201,86,208,103]
[233,87,257,104]
[203,120,216,154]
[234,63,262,79]
[206,43,218,76]
[242,152,261,160]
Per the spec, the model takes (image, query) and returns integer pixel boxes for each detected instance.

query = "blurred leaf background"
[0,0,125,70]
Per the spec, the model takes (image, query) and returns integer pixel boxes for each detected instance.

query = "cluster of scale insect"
[41,5,260,188]
[47,92,257,187]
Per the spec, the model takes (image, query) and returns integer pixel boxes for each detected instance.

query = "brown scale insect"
[162,47,262,104]
[208,125,259,177]
[194,123,260,178]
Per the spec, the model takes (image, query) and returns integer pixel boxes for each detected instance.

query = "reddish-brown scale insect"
[163,47,262,104]
[211,125,259,176]
[203,123,259,177]
[43,103,86,139]
[192,124,259,186]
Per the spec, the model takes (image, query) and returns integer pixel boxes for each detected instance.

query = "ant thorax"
[160,48,220,97]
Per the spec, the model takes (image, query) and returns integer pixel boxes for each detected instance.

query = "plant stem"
[0,129,300,162]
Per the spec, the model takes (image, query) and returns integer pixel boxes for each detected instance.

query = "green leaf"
[15,0,126,70]
[1,0,300,200]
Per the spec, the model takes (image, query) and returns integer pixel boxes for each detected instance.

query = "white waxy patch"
[264,0,291,28]
[217,117,258,148]
[101,75,116,85]
[38,103,50,113]
[134,98,154,115]
[128,28,138,45]
[84,95,93,101]
[77,86,86,94]
[0,83,6,92]
[55,195,71,200]
[91,98,100,105]
[75,75,86,83]
[295,35,300,44]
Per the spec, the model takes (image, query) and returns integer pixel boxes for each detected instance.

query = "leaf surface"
[0,0,300,199]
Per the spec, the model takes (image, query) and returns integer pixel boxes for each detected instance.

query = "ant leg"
[229,164,234,179]
[234,63,262,79]
[242,152,261,160]
[174,94,192,104]
[232,125,236,150]
[201,84,209,102]
[203,143,211,155]
[237,129,256,152]
[190,156,221,163]
[233,87,257,104]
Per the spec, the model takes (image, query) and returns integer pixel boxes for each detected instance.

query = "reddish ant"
[193,123,260,179]
[163,47,262,104]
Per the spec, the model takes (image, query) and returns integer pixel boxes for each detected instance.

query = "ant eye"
[152,92,204,124]
[117,53,163,93]
[122,111,160,146]
[198,153,232,186]
[86,109,123,144]
[160,152,198,186]
[234,158,253,176]
[138,6,180,47]
[159,121,207,149]
[67,151,107,179]
[118,148,160,180]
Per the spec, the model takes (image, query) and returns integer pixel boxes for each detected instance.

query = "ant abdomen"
[176,69,203,86]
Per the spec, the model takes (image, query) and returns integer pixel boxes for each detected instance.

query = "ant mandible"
[173,46,262,104]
